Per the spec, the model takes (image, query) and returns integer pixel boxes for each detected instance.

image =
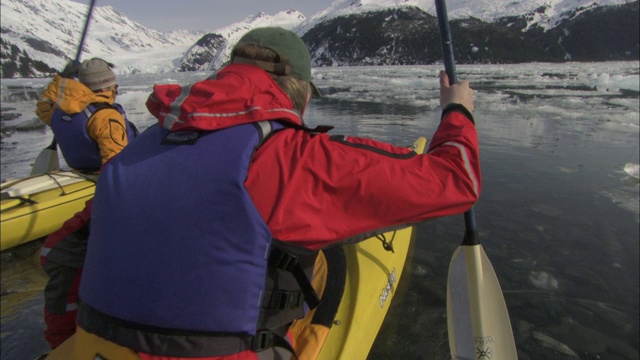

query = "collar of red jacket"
[146,64,303,132]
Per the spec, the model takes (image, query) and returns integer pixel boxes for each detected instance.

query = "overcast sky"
[71,0,335,32]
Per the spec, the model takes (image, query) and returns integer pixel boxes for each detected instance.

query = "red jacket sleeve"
[245,108,480,250]
[41,199,93,268]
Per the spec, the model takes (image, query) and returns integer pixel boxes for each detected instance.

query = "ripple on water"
[1,240,50,360]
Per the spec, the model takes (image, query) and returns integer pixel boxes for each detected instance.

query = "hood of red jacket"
[146,64,303,132]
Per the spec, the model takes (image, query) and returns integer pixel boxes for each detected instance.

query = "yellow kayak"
[1,171,97,251]
[291,136,427,360]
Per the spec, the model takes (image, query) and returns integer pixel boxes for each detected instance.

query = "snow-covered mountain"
[0,0,207,76]
[296,0,634,33]
[301,1,638,66]
[179,9,306,72]
[0,0,310,77]
[1,0,638,78]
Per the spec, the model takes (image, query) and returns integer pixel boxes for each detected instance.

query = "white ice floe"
[529,271,559,290]
[624,162,639,179]
[533,331,579,357]
[587,71,640,93]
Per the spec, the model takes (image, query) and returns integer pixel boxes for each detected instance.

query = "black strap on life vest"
[78,302,300,358]
[252,329,299,360]
[77,250,316,359]
[268,247,321,310]
[85,102,140,137]
[262,289,305,310]
[85,102,114,118]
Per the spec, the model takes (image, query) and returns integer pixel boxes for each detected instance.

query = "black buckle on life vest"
[269,248,298,272]
[265,290,305,310]
[251,330,300,360]
[251,330,274,352]
[269,247,321,310]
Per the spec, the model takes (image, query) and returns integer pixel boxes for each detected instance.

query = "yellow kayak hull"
[317,226,416,360]
[1,171,97,251]
[293,136,427,360]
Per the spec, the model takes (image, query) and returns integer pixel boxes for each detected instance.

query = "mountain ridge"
[1,0,638,78]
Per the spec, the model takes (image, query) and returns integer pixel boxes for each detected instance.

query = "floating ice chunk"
[529,271,559,290]
[624,162,639,179]
[412,265,427,276]
[600,188,639,216]
[533,331,579,357]
[16,118,46,131]
[556,166,582,174]
[530,204,562,216]
[589,73,640,92]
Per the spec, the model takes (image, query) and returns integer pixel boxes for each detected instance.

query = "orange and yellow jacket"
[36,75,131,166]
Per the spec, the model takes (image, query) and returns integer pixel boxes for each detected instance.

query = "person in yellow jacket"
[36,58,139,355]
[36,57,138,172]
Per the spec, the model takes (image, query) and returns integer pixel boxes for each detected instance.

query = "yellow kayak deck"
[1,171,97,251]
[292,136,427,360]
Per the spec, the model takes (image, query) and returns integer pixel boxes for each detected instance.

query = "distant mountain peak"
[1,0,204,76]
[247,11,268,21]
[1,0,637,78]
[297,0,634,33]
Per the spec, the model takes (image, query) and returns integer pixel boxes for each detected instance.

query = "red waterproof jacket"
[147,63,481,249]
[40,200,92,349]
[247,109,479,249]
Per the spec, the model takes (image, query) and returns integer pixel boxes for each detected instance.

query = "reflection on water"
[0,240,49,360]
[1,62,638,359]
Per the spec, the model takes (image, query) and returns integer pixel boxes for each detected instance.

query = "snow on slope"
[1,0,307,75]
[203,9,306,71]
[297,0,634,33]
[1,0,202,74]
[2,0,633,75]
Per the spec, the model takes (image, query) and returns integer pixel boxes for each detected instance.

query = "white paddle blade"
[447,245,517,360]
[31,148,60,176]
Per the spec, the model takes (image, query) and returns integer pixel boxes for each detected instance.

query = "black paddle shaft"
[56,0,96,150]
[435,0,479,246]
[435,0,457,84]
[74,0,97,65]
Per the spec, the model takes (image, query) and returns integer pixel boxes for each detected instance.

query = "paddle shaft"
[436,2,518,358]
[74,0,97,65]
[434,0,479,246]
[46,138,57,151]
[33,0,97,174]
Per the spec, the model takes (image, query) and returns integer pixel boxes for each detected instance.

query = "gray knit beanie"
[78,58,117,91]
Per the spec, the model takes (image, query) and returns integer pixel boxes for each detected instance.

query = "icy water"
[1,62,638,359]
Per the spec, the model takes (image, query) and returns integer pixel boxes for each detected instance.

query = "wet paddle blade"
[447,245,517,360]
[30,141,59,175]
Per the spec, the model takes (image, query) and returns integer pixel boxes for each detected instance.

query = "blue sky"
[72,0,335,32]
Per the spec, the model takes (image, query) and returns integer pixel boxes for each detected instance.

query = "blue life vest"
[80,121,303,333]
[50,103,138,172]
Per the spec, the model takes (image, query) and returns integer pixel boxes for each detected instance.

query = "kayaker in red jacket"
[43,26,477,360]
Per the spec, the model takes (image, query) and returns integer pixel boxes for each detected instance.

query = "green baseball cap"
[233,27,321,96]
